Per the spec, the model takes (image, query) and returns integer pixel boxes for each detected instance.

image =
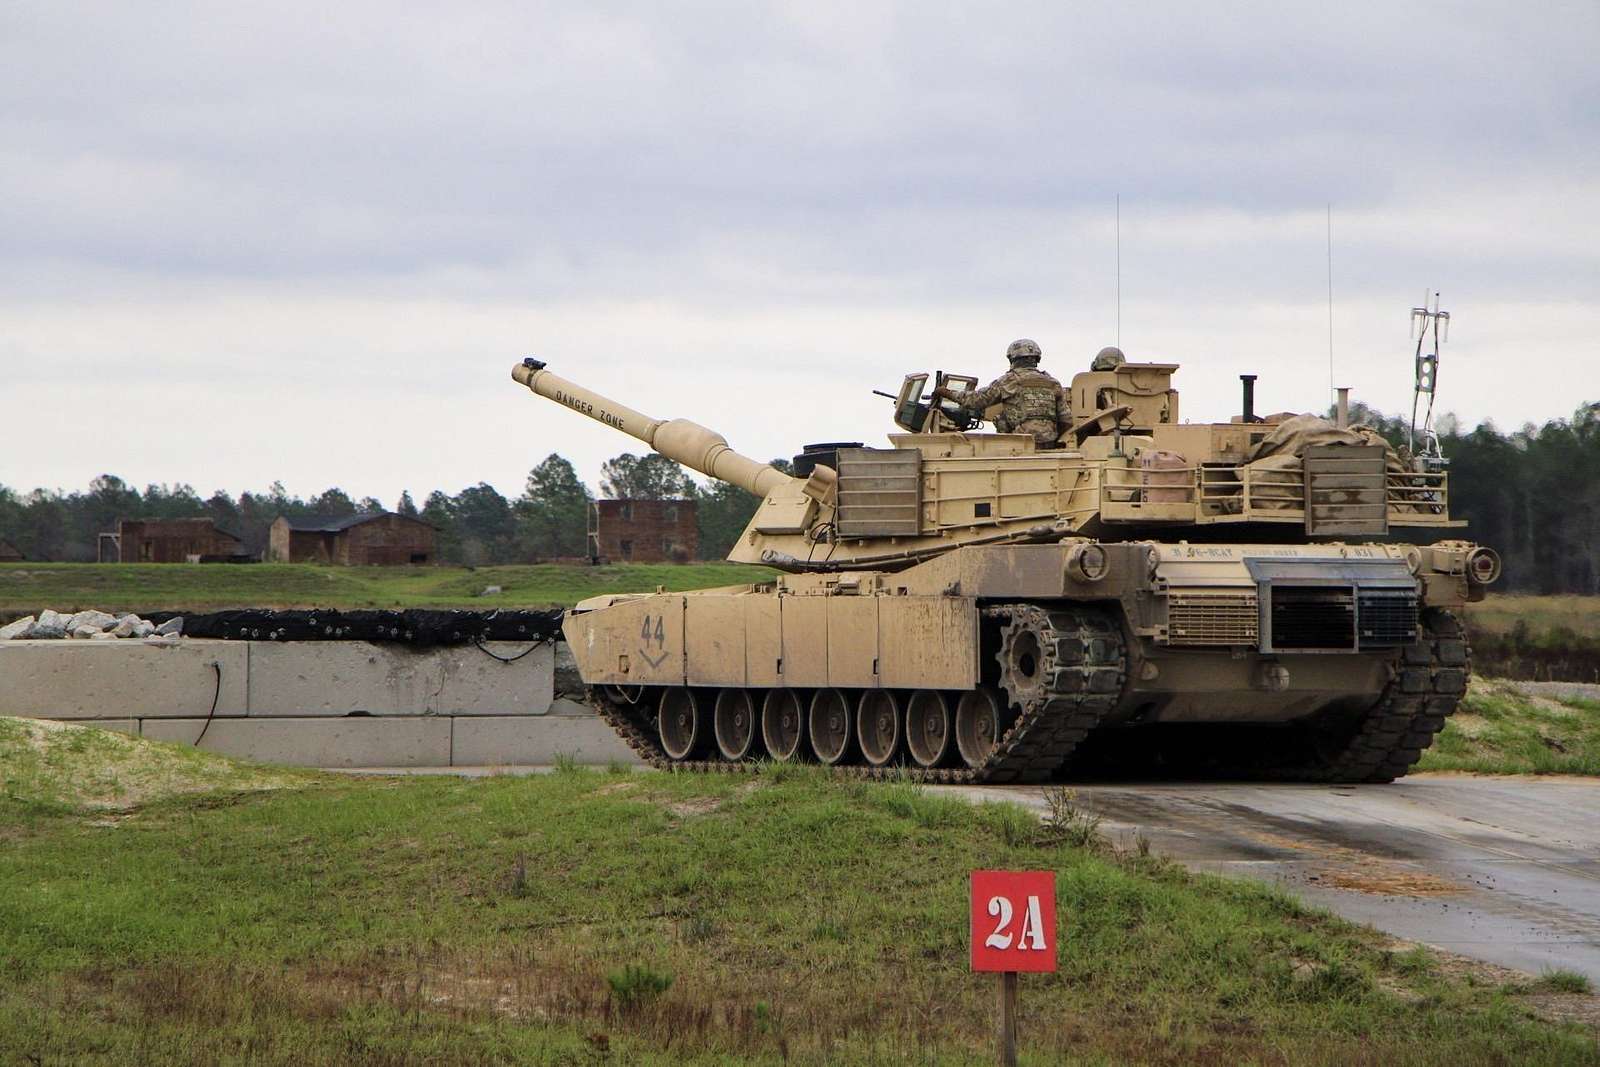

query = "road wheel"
[658,687,708,761]
[905,690,953,768]
[714,689,761,761]
[761,689,807,762]
[956,687,1009,768]
[856,690,902,767]
[809,688,856,765]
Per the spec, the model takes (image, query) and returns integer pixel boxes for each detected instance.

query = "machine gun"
[874,371,984,433]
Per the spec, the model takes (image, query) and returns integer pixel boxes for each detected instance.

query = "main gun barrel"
[512,359,795,498]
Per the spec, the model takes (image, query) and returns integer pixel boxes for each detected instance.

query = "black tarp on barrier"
[142,608,564,647]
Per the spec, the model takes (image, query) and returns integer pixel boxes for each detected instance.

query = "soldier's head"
[1091,346,1126,372]
[1006,338,1042,366]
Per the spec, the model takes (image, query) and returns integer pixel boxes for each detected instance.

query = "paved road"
[952,774,1600,983]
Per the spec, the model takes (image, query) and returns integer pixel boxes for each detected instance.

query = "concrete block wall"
[0,639,638,769]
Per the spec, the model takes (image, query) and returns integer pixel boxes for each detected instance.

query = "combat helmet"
[1091,346,1126,371]
[1006,338,1042,365]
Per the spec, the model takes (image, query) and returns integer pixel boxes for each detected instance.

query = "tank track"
[584,603,1127,784]
[1285,608,1471,783]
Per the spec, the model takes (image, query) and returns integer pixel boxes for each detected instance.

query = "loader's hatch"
[1245,557,1418,654]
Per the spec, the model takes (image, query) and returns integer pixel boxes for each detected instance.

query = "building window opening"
[620,540,633,560]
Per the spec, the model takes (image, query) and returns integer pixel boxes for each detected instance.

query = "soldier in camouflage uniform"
[934,339,1067,447]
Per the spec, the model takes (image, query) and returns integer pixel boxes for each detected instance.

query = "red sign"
[970,870,1058,973]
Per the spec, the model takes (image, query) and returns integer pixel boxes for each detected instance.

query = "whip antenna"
[1408,290,1450,466]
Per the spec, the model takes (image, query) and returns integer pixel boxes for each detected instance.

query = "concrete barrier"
[450,715,637,766]
[0,637,641,768]
[246,641,554,717]
[0,639,248,719]
[143,716,454,768]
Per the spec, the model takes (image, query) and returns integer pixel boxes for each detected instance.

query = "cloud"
[0,0,1595,502]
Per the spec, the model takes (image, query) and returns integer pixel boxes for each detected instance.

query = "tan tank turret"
[510,350,1500,786]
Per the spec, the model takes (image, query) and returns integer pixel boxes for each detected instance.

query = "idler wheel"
[856,690,903,767]
[905,690,953,768]
[956,688,1009,769]
[761,689,807,762]
[713,689,761,761]
[658,687,708,762]
[808,688,856,765]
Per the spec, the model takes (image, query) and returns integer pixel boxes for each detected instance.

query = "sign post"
[970,870,1057,1067]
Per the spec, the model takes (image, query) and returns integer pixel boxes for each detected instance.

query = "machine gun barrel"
[512,359,796,498]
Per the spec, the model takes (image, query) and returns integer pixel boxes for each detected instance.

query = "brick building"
[589,499,698,562]
[269,513,435,565]
[109,518,248,563]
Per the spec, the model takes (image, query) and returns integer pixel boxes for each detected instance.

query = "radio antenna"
[1408,290,1450,464]
[1115,194,1121,350]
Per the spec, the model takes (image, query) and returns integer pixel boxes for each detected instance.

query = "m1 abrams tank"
[512,356,1500,783]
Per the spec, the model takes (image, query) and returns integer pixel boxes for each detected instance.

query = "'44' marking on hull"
[639,613,669,669]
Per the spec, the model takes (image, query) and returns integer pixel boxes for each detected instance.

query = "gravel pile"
[0,610,183,641]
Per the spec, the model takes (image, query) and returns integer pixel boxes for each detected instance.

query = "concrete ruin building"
[268,513,435,565]
[105,518,249,563]
[588,499,698,562]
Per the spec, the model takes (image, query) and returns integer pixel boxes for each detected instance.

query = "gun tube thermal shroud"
[512,361,795,498]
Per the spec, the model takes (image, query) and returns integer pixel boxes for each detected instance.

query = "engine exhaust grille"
[1358,591,1420,648]
[1167,593,1259,646]
[1269,586,1356,650]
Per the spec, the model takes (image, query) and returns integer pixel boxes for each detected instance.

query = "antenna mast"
[1408,290,1450,468]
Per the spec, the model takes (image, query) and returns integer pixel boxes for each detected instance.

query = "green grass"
[1463,595,1600,682]
[1535,971,1596,996]
[0,561,774,617]
[1464,596,1600,641]
[1419,680,1600,775]
[0,737,1594,1064]
[0,717,306,814]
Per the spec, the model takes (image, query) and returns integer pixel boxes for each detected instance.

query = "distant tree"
[422,490,460,563]
[310,488,357,517]
[516,454,592,559]
[600,452,694,500]
[691,458,795,560]
[396,490,419,518]
[357,496,385,515]
[453,483,516,565]
[205,491,241,534]
[235,491,274,558]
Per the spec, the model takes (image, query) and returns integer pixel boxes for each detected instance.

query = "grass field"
[0,561,774,617]
[1462,597,1600,641]
[1419,680,1600,776]
[2,723,1597,1065]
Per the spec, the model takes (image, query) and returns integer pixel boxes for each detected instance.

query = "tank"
[511,356,1501,783]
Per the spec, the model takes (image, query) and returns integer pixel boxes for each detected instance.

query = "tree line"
[2,403,1596,593]
[0,451,791,568]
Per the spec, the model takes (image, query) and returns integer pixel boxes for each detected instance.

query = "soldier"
[933,338,1067,447]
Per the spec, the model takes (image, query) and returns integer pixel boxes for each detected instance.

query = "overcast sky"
[3,1,1596,506]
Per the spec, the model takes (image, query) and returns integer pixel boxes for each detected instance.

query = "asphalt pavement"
[951,774,1600,983]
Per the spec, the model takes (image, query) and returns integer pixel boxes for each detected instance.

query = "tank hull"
[562,540,1480,782]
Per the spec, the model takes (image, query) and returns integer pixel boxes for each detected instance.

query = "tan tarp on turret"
[1237,414,1415,512]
